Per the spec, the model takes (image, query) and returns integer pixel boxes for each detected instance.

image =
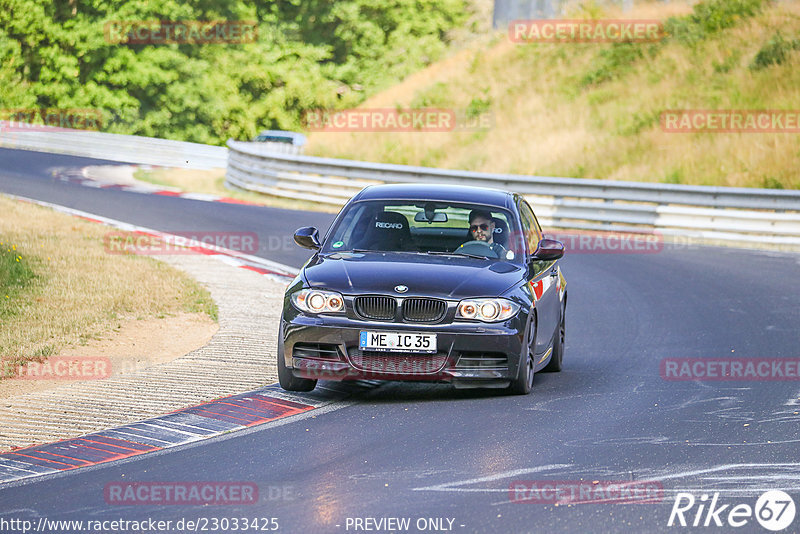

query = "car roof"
[353,183,514,209]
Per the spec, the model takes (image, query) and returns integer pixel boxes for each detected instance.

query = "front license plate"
[359,331,437,353]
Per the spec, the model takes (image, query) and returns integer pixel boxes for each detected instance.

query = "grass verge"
[304,0,800,189]
[0,195,218,376]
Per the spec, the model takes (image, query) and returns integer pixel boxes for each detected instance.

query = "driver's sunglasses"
[470,223,490,232]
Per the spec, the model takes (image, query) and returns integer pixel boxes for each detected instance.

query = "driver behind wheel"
[462,209,506,257]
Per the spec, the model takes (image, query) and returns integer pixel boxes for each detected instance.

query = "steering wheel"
[455,240,499,258]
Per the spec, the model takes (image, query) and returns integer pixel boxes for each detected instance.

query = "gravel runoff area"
[0,254,288,452]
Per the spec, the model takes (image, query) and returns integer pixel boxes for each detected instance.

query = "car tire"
[507,315,535,395]
[277,317,317,392]
[542,301,565,373]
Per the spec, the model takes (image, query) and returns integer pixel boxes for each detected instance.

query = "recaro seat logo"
[376,222,403,229]
[668,490,796,531]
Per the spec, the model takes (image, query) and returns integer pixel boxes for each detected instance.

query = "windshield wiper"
[321,249,370,256]
[426,251,490,260]
[344,249,426,255]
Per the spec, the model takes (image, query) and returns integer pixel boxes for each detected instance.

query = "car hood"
[302,252,524,299]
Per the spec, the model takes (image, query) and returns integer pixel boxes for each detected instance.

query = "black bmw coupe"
[278,183,566,395]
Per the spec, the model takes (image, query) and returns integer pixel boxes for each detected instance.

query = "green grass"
[0,195,219,369]
[0,242,36,320]
[305,0,800,190]
[665,0,765,45]
[583,0,767,86]
[180,277,219,322]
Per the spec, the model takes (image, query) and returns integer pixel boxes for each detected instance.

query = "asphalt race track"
[1,148,800,533]
[0,148,335,268]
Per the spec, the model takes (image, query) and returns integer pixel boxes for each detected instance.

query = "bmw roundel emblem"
[394,285,408,293]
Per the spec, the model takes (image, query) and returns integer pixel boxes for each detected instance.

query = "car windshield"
[322,200,524,262]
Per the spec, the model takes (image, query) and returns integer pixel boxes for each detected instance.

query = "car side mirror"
[294,227,321,250]
[531,238,564,261]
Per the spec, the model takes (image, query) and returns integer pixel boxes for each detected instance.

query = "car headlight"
[291,289,345,314]
[456,298,519,322]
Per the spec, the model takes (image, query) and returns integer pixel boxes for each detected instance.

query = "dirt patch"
[0,312,217,401]
[0,195,217,364]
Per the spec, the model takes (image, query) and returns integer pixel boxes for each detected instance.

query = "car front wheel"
[542,302,565,373]
[277,317,317,392]
[507,316,535,395]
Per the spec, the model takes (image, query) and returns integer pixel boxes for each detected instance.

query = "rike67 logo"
[668,491,796,531]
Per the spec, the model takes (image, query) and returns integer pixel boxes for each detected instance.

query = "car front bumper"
[282,313,526,388]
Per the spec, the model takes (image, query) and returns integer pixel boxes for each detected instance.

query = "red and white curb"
[0,384,368,486]
[53,166,263,206]
[0,195,309,485]
[0,184,380,486]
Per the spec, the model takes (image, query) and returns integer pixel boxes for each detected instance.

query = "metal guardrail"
[0,124,227,169]
[1,125,797,248]
[253,141,305,155]
[227,139,800,247]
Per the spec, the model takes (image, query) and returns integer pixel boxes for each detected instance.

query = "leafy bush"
[465,91,491,119]
[662,170,683,185]
[665,0,765,45]
[581,0,766,88]
[750,31,800,70]
[581,42,646,86]
[617,109,661,136]
[760,176,784,189]
[0,0,470,144]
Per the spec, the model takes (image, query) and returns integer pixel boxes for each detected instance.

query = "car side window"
[519,200,549,276]
[518,201,539,254]
[526,202,544,241]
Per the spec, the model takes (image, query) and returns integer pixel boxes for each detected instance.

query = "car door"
[519,200,560,357]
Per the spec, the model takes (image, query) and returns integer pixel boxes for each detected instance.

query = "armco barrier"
[0,124,303,169]
[0,123,226,169]
[226,139,800,248]
[0,124,797,249]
